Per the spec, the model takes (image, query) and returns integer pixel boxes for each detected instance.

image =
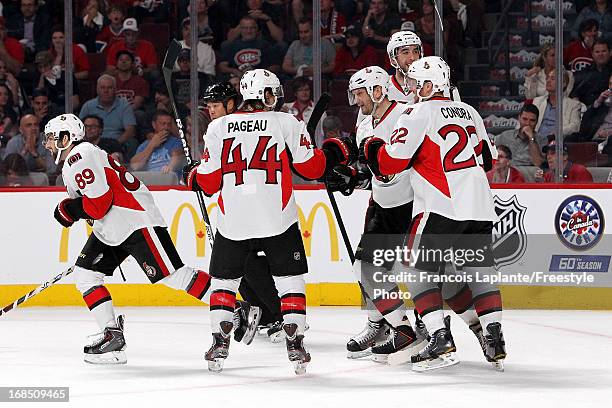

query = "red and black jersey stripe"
[373,291,404,316]
[280,293,306,315]
[413,288,443,317]
[186,270,211,300]
[82,285,112,310]
[445,284,474,315]
[473,291,502,316]
[210,289,236,313]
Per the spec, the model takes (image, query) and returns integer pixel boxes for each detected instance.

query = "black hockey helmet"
[201,81,239,104]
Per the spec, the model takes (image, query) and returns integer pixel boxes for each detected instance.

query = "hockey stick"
[162,39,215,245]
[307,93,355,264]
[0,267,75,318]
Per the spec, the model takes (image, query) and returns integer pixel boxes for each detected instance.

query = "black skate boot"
[484,322,506,371]
[266,320,284,343]
[346,319,389,359]
[284,323,311,375]
[410,324,459,372]
[372,323,425,365]
[205,321,233,373]
[84,315,127,365]
[233,300,262,345]
[414,310,429,343]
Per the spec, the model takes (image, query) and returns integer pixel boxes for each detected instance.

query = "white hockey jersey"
[356,101,414,208]
[377,96,498,222]
[62,143,166,245]
[196,110,326,240]
[356,74,416,128]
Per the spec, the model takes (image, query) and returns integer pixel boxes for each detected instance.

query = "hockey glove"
[326,164,372,196]
[182,161,202,191]
[321,136,358,175]
[360,137,385,178]
[54,198,89,228]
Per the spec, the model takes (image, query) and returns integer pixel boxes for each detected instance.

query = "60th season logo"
[492,195,527,268]
[555,195,605,251]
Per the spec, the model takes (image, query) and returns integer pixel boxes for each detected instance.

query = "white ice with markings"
[1,307,611,407]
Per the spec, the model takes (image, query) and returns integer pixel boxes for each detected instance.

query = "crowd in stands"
[0,0,610,186]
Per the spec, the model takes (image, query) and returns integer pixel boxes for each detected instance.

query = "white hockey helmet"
[406,56,450,99]
[239,69,284,108]
[347,66,390,105]
[44,113,85,164]
[387,30,422,69]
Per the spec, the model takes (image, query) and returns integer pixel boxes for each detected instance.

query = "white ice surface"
[1,307,611,407]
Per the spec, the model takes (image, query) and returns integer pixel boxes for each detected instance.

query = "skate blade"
[291,360,309,375]
[492,359,504,371]
[84,351,127,365]
[207,358,225,373]
[387,338,428,366]
[370,353,388,364]
[347,348,372,359]
[412,352,459,372]
[242,306,262,346]
[269,331,285,343]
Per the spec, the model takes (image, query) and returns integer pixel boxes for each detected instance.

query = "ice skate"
[233,300,261,345]
[414,310,429,343]
[410,325,459,372]
[205,321,233,373]
[484,322,506,372]
[84,315,127,365]
[346,319,389,359]
[284,323,311,375]
[267,320,285,343]
[372,324,425,365]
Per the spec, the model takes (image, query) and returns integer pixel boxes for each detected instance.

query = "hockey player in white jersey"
[329,66,423,364]
[363,56,506,371]
[183,69,356,374]
[44,114,257,365]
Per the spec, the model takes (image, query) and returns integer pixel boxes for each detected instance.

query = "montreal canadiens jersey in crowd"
[197,110,324,240]
[377,97,498,222]
[356,101,414,208]
[356,74,416,128]
[62,143,166,245]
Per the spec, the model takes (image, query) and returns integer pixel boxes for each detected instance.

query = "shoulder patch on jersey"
[67,152,82,166]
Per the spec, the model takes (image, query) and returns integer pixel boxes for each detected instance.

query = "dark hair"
[519,103,539,119]
[291,76,312,94]
[51,24,64,35]
[3,153,29,176]
[31,88,49,99]
[0,83,15,110]
[298,18,312,27]
[116,50,135,63]
[154,83,169,97]
[579,19,599,36]
[497,144,512,160]
[83,114,104,128]
[152,109,173,123]
[593,38,610,50]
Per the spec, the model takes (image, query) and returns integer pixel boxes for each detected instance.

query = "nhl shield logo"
[492,195,527,268]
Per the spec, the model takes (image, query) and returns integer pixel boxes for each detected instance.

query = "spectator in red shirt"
[49,27,91,80]
[321,0,347,44]
[334,25,380,76]
[0,17,24,75]
[564,19,598,73]
[96,4,125,51]
[113,50,149,113]
[105,18,159,81]
[486,145,526,183]
[536,140,594,183]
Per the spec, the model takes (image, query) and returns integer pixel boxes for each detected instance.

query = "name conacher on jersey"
[227,120,268,133]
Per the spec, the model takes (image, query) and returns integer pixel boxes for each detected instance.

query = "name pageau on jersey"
[356,101,414,208]
[377,97,499,222]
[62,143,166,245]
[196,110,324,241]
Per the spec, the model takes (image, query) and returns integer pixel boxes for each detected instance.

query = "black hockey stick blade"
[306,92,331,143]
[162,39,182,75]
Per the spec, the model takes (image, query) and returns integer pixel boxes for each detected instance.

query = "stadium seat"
[132,171,179,186]
[586,167,611,183]
[567,142,597,166]
[86,53,107,79]
[139,23,170,64]
[77,80,96,104]
[515,166,537,182]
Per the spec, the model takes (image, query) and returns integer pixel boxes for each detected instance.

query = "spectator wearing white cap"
[105,18,159,81]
